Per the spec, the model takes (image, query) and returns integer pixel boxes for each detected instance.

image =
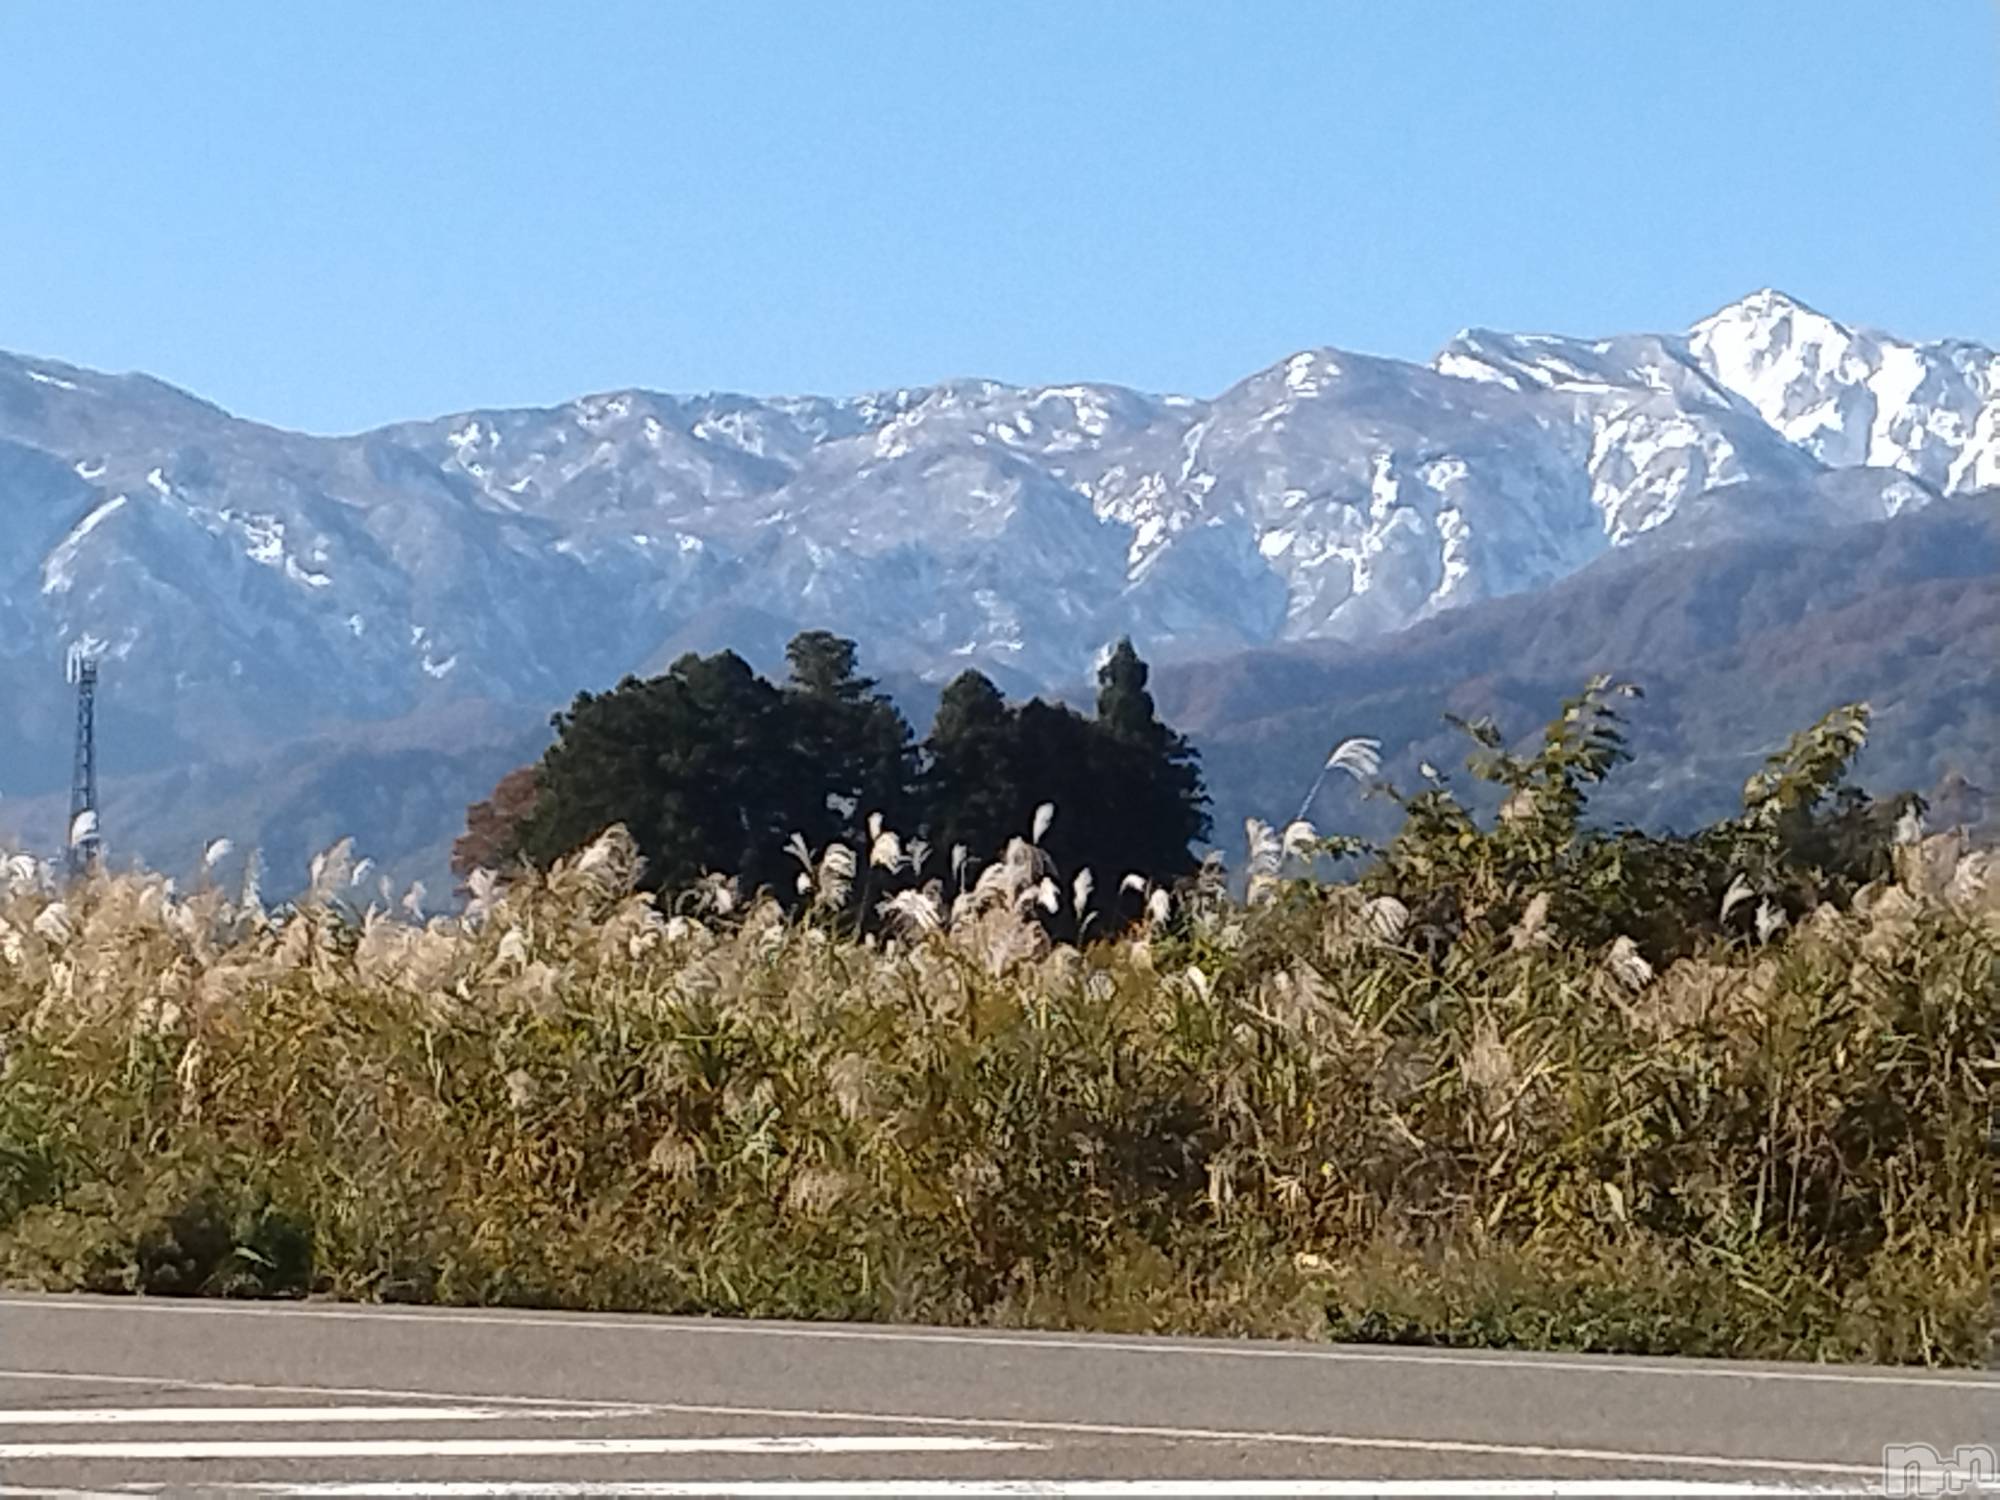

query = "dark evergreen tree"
[918,670,1024,876]
[477,632,1205,930]
[1095,637,1164,745]
[1092,637,1211,878]
[915,641,1209,935]
[782,630,916,855]
[516,650,808,898]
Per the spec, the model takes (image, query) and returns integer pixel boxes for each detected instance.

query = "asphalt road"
[0,1294,1993,1496]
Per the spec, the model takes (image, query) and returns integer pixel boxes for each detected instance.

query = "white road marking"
[0,1433,1037,1461]
[0,1295,1990,1393]
[0,1370,1887,1481]
[0,1405,606,1425]
[0,1371,642,1412]
[209,1484,1849,1498]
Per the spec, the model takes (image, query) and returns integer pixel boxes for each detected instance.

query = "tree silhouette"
[1092,637,1210,880]
[918,670,1024,876]
[516,649,806,898]
[783,630,916,857]
[916,640,1209,931]
[460,632,1208,934]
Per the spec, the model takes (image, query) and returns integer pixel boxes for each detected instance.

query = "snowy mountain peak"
[1689,290,2000,487]
[0,292,1993,799]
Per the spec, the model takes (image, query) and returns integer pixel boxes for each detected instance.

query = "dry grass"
[0,823,1994,1365]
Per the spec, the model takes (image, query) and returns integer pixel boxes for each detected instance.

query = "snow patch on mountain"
[0,293,1995,778]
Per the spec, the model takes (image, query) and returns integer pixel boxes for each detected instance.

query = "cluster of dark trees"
[454,631,1209,927]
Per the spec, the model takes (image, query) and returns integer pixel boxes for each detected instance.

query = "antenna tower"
[66,646,101,880]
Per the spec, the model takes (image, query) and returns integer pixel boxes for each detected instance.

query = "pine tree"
[1092,637,1210,879]
[782,630,915,855]
[918,670,1024,881]
[1095,637,1164,747]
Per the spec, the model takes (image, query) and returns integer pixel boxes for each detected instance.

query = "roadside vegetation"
[0,675,1993,1366]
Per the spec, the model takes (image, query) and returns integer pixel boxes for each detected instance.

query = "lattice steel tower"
[66,647,101,880]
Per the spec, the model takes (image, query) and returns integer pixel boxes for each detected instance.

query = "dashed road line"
[0,1405,609,1426]
[0,1433,1038,1462]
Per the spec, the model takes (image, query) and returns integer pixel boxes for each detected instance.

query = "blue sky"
[4,3,1996,434]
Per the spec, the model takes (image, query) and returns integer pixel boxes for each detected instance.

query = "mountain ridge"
[2,289,1997,888]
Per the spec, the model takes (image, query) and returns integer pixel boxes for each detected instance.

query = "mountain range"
[1,289,1994,892]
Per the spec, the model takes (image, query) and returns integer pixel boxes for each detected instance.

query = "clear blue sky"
[4,3,1996,435]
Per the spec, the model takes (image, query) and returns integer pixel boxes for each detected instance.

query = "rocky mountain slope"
[1,289,1995,887]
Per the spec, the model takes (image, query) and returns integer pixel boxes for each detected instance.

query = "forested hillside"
[1161,497,2000,851]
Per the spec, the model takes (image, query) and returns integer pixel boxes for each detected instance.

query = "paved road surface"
[0,1294,1992,1495]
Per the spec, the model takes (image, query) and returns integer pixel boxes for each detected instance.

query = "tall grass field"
[1,688,1995,1366]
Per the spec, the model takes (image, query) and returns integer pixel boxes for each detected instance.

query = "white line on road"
[0,1371,646,1413]
[0,1370,1889,1481]
[2,1294,1991,1392]
[150,1482,1857,1497]
[0,1434,1038,1461]
[0,1406,608,1426]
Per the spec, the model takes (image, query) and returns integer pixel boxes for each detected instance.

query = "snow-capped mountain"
[0,289,1991,800]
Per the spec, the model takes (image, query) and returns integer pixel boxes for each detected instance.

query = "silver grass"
[1293,735,1382,822]
[494,926,529,970]
[869,829,903,872]
[1894,804,1926,847]
[1328,736,1383,780]
[1032,802,1055,844]
[32,902,71,944]
[239,849,265,919]
[1362,895,1410,945]
[878,887,944,936]
[1719,872,1756,925]
[462,867,500,922]
[307,838,355,904]
[1246,816,1284,907]
[968,860,1016,912]
[1508,890,1552,951]
[1071,869,1094,918]
[572,826,645,896]
[1607,935,1654,992]
[816,843,856,909]
[1243,817,1283,877]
